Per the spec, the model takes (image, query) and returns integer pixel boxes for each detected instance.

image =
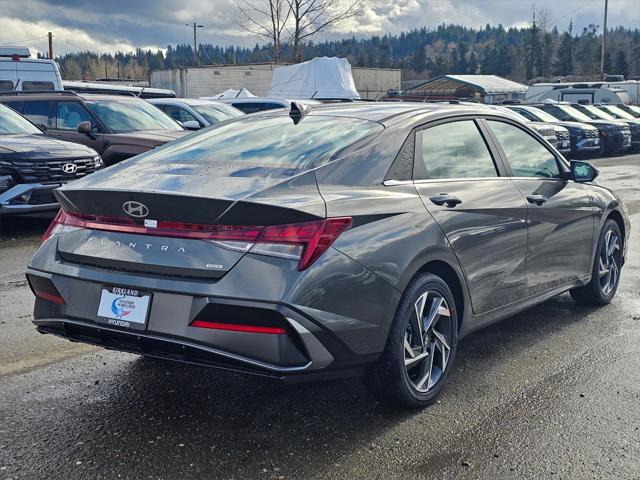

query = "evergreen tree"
[613,50,628,77]
[412,43,427,73]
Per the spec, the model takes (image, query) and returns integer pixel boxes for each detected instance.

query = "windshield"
[0,104,42,135]
[138,115,383,173]
[558,105,592,122]
[526,107,560,123]
[87,99,182,133]
[581,105,616,121]
[602,105,635,120]
[192,103,244,124]
[626,105,640,117]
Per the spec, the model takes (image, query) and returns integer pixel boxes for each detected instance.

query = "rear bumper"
[0,182,60,215]
[28,268,335,375]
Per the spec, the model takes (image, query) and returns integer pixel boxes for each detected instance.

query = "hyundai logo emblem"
[122,201,149,218]
[61,163,78,174]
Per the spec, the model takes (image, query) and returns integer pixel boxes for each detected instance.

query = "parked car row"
[0,92,245,215]
[1,90,638,218]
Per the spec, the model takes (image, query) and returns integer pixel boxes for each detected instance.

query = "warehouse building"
[403,74,527,104]
[150,63,401,100]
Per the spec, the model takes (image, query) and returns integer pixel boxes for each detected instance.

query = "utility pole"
[47,32,53,59]
[186,22,204,66]
[600,0,608,79]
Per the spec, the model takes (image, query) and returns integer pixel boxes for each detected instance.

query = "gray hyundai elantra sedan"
[27,102,630,408]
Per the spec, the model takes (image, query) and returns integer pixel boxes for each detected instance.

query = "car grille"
[0,157,97,183]
[555,130,570,140]
[584,129,599,138]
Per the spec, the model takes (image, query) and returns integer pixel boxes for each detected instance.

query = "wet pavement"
[1,155,639,480]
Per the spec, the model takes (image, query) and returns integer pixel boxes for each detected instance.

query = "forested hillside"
[51,22,639,83]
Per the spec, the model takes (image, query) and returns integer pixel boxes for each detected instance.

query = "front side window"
[0,104,42,135]
[21,101,52,128]
[56,102,93,130]
[86,99,181,133]
[417,120,497,179]
[488,121,560,179]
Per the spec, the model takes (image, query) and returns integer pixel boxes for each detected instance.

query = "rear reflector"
[34,290,65,305]
[26,274,66,305]
[190,320,286,334]
[43,209,352,271]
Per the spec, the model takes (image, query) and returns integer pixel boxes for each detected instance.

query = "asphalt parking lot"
[1,154,639,480]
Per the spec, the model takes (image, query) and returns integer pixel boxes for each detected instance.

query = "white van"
[0,46,63,92]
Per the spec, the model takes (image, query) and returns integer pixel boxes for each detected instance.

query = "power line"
[3,35,48,43]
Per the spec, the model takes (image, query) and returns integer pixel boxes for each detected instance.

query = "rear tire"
[364,273,458,409]
[570,219,623,306]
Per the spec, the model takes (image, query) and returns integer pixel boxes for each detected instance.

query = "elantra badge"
[122,201,149,218]
[61,163,78,174]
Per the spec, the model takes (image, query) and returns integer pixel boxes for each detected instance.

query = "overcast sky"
[0,0,637,56]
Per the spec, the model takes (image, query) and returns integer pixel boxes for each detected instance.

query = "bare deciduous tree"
[236,0,291,63]
[287,0,365,62]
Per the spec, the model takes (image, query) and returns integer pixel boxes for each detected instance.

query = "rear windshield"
[138,115,383,172]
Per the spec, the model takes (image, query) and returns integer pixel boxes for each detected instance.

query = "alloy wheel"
[599,229,621,296]
[404,291,452,393]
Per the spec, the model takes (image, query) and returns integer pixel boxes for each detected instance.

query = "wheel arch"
[410,259,468,334]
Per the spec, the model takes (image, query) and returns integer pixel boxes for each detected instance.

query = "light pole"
[187,22,204,66]
[600,0,608,79]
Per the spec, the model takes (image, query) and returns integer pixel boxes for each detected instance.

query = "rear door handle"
[526,194,547,206]
[429,193,462,207]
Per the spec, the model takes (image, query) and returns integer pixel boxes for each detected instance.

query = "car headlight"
[0,174,15,193]
[93,155,104,169]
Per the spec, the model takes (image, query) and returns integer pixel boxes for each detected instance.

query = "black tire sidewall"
[392,274,459,406]
[592,219,623,302]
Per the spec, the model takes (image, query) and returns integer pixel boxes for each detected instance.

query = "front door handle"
[526,194,547,206]
[430,193,462,207]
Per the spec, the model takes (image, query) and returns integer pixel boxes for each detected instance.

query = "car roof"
[148,98,227,107]
[264,101,515,124]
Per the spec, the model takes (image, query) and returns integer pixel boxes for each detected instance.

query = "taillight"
[42,209,351,270]
[254,218,352,270]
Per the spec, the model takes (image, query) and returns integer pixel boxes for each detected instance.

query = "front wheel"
[570,219,623,305]
[364,273,458,409]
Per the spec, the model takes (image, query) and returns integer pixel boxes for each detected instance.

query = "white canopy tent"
[203,88,256,100]
[268,57,360,100]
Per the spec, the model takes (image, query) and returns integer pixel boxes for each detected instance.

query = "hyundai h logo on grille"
[61,163,78,174]
[122,201,149,218]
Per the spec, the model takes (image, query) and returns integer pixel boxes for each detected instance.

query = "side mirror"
[181,120,201,130]
[570,160,599,183]
[77,121,92,134]
[77,121,97,139]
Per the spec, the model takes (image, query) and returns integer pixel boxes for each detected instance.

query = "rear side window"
[0,80,14,91]
[417,120,498,179]
[138,115,383,174]
[22,81,55,91]
[56,101,93,130]
[232,102,284,114]
[488,121,560,179]
[22,101,52,128]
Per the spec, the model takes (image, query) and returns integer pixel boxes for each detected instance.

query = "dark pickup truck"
[0,91,189,166]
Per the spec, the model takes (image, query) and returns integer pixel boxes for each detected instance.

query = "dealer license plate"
[96,287,151,330]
